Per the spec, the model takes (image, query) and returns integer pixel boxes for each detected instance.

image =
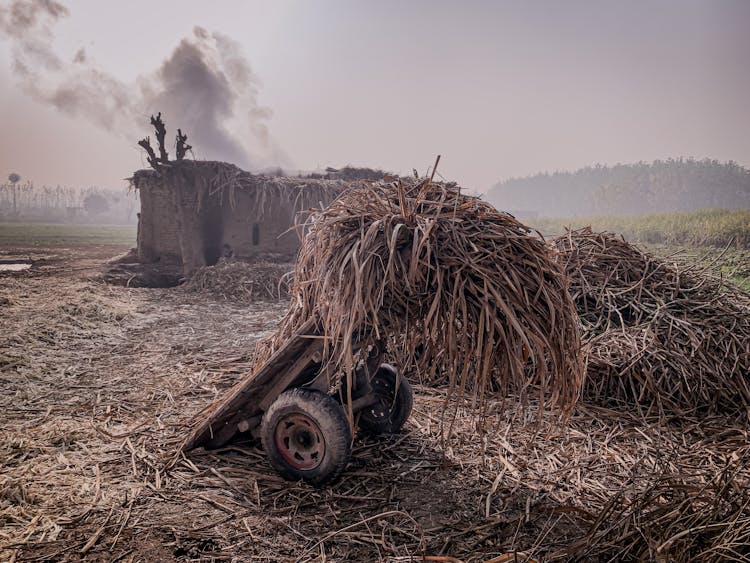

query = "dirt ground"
[1,245,748,562]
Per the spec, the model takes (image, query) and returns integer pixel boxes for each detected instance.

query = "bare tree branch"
[150,112,169,163]
[137,137,160,170]
[176,129,192,160]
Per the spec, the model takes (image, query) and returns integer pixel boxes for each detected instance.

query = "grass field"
[525,208,750,290]
[530,208,750,249]
[646,244,750,291]
[0,222,136,247]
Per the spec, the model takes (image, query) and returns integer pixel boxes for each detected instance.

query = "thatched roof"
[130,160,351,216]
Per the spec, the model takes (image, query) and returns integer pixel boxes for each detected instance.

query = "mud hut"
[130,161,348,276]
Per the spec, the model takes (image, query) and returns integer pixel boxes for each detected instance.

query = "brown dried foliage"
[257,178,584,419]
[554,228,750,417]
[181,260,292,302]
[557,451,750,562]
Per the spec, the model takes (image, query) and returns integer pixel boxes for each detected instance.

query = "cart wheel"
[359,364,413,436]
[261,388,352,487]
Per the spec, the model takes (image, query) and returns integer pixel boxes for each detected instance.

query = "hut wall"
[221,191,301,262]
[134,162,346,276]
[136,177,182,264]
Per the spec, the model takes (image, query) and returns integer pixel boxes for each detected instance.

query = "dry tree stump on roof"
[137,137,159,170]
[176,128,192,160]
[151,112,169,163]
[137,113,174,171]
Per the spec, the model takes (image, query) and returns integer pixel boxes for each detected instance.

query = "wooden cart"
[181,320,413,486]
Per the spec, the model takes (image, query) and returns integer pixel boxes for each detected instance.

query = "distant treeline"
[488,158,750,217]
[0,182,138,224]
[531,209,750,249]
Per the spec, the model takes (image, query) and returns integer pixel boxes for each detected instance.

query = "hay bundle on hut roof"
[257,177,584,416]
[554,228,750,417]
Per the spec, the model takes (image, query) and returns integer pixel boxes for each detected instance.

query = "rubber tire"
[261,388,352,487]
[358,364,413,436]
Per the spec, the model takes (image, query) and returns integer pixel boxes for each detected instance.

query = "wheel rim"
[366,375,396,420]
[274,412,325,470]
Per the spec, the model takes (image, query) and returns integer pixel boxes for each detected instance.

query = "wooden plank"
[258,339,323,410]
[201,338,323,449]
[181,319,320,451]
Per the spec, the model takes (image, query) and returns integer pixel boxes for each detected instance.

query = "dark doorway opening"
[201,204,225,266]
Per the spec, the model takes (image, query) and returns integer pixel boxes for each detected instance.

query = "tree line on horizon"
[487,158,750,218]
[0,176,138,225]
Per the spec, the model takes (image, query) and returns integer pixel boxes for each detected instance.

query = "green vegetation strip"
[0,223,136,247]
[645,245,750,292]
[531,209,750,249]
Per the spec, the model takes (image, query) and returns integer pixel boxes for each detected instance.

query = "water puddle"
[0,261,32,272]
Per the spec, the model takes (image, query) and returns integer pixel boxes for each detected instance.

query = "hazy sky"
[1,0,749,193]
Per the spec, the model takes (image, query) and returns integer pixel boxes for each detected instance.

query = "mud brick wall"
[133,163,345,276]
[136,178,182,264]
[222,191,300,262]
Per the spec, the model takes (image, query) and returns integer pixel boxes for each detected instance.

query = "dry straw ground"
[181,260,293,303]
[1,235,749,561]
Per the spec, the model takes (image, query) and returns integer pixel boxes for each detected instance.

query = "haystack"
[256,178,584,417]
[554,228,750,416]
[180,259,293,302]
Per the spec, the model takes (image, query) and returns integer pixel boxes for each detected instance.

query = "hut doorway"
[200,203,225,267]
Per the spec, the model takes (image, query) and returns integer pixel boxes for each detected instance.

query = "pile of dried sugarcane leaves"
[181,259,293,302]
[544,227,750,562]
[554,227,750,418]
[255,177,584,420]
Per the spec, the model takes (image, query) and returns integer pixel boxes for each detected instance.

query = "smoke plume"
[0,0,280,169]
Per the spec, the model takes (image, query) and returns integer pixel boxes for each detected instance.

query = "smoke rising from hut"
[0,0,274,168]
